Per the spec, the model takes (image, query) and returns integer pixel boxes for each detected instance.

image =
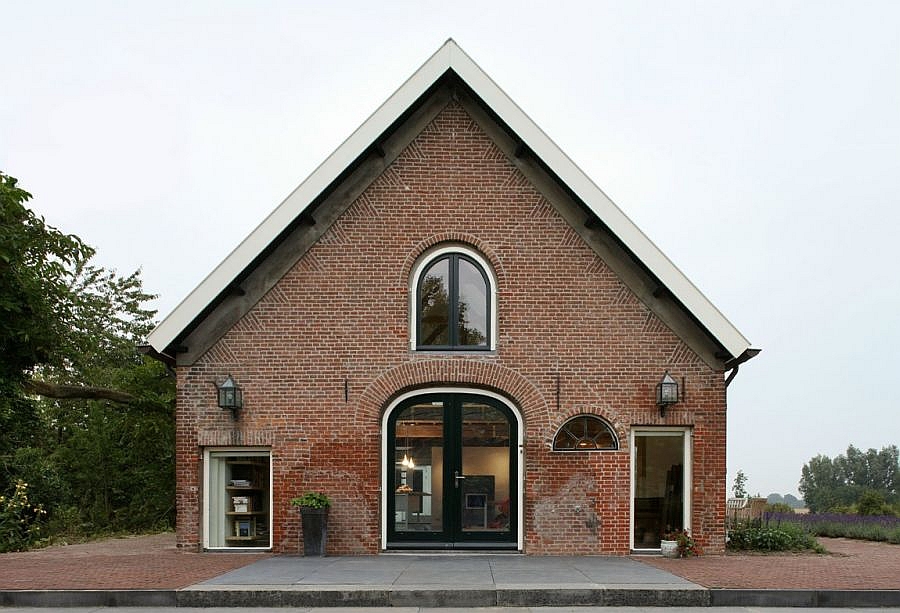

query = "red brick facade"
[174,102,728,555]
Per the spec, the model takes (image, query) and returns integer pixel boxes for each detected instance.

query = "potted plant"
[660,532,679,558]
[662,529,701,558]
[290,492,331,556]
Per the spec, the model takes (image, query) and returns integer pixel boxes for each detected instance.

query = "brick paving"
[0,533,269,589]
[637,537,900,589]
[1,533,897,591]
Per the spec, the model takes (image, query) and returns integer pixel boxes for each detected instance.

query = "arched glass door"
[387,393,517,549]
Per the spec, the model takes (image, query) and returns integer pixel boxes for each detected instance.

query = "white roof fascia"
[147,43,453,354]
[148,39,750,360]
[445,44,751,357]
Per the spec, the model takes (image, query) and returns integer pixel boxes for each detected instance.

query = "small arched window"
[553,415,618,451]
[413,247,494,350]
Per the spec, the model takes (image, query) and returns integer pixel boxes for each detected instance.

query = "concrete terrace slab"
[196,554,696,588]
[178,554,708,608]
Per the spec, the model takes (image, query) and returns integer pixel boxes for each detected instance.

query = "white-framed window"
[630,428,692,551]
[203,448,272,550]
[410,244,497,351]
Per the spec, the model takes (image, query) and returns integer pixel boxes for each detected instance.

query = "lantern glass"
[217,376,242,410]
[656,373,679,405]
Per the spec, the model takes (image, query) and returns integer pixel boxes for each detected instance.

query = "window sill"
[411,349,498,357]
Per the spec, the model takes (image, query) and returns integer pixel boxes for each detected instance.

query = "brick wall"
[174,102,727,554]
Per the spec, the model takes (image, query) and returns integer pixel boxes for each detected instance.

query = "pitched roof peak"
[146,40,755,367]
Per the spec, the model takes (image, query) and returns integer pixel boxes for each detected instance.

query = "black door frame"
[385,391,519,550]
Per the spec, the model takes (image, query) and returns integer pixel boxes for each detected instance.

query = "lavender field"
[765,512,900,544]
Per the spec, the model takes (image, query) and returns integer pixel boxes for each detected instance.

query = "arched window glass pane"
[553,415,618,451]
[419,257,450,346]
[416,250,492,350]
[457,258,488,346]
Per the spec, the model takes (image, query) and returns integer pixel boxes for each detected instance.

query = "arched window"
[412,246,494,350]
[553,415,618,451]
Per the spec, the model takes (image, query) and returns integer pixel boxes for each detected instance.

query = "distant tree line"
[799,444,899,515]
[1,172,174,551]
[766,493,804,508]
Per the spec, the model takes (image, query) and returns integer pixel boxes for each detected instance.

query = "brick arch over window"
[545,408,628,451]
[399,232,506,288]
[357,359,550,431]
[552,414,620,451]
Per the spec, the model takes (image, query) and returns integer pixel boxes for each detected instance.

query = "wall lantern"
[655,371,679,417]
[217,375,243,419]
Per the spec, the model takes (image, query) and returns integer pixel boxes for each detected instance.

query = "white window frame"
[409,244,498,351]
[202,447,273,551]
[629,427,692,552]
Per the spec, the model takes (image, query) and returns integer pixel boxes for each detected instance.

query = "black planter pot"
[300,507,328,556]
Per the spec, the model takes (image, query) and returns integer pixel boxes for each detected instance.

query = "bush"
[45,505,86,539]
[290,492,331,509]
[727,517,823,552]
[857,491,894,516]
[0,480,47,552]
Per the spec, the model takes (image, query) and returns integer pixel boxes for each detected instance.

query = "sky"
[3,2,899,498]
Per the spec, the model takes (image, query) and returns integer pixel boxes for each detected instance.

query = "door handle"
[454,470,466,489]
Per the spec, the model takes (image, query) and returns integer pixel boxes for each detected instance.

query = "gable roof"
[146,39,756,367]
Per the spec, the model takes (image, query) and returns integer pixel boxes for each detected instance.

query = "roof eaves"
[147,39,753,361]
[446,44,752,359]
[147,42,458,354]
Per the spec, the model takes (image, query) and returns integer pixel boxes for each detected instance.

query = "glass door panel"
[460,402,511,536]
[633,433,685,549]
[393,402,443,535]
[387,393,517,548]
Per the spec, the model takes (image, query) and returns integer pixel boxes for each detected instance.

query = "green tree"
[800,454,843,513]
[732,469,748,498]
[0,172,91,458]
[0,173,90,378]
[1,172,174,541]
[783,493,803,508]
[33,260,175,531]
[800,445,899,513]
[0,171,147,405]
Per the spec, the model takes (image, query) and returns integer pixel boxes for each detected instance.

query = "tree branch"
[24,379,137,404]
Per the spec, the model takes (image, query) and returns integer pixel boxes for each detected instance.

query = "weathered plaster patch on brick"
[532,473,601,551]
